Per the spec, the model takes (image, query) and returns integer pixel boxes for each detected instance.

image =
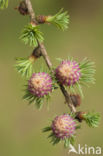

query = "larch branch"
[24,0,76,113]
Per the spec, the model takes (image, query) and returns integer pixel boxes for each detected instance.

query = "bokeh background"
[0,0,103,156]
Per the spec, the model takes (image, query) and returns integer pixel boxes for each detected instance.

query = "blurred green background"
[0,0,103,156]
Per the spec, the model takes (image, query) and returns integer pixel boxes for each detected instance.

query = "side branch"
[24,0,76,113]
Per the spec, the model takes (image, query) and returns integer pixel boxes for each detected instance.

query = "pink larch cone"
[28,72,52,97]
[52,114,76,139]
[55,60,81,86]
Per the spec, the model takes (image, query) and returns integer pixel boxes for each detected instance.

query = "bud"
[36,15,47,24]
[32,46,41,59]
[55,60,81,86]
[70,94,81,107]
[28,72,52,97]
[75,111,86,122]
[52,114,76,139]
[15,1,28,15]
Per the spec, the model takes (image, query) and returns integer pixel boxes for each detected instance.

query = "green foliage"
[69,82,84,98]
[43,128,75,147]
[23,87,51,109]
[69,58,95,97]
[69,112,76,118]
[83,112,101,128]
[43,123,61,146]
[64,138,70,148]
[49,71,59,90]
[51,136,61,145]
[20,24,44,47]
[64,136,75,148]
[48,132,61,145]
[42,126,52,132]
[0,0,8,9]
[79,58,96,86]
[75,125,81,130]
[46,8,69,31]
[15,57,35,78]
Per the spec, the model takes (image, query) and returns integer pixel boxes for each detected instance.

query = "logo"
[68,144,102,155]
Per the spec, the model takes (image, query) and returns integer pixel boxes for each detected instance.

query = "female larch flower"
[28,72,52,97]
[52,114,76,139]
[55,60,81,86]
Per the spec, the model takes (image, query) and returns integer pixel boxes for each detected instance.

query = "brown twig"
[25,0,37,23]
[24,0,76,113]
